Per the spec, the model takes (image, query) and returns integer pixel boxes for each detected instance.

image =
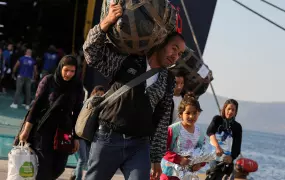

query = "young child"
[70,85,105,180]
[222,158,258,180]
[206,99,242,180]
[90,85,105,97]
[160,93,206,180]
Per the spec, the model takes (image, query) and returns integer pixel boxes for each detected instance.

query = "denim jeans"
[74,139,90,180]
[85,126,151,180]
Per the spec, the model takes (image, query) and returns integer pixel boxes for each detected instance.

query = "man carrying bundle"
[83,1,185,180]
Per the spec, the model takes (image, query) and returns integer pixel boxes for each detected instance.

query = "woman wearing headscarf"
[17,55,84,180]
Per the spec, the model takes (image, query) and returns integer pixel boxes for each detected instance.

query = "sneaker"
[1,89,7,94]
[69,175,76,180]
[25,105,30,110]
[10,103,18,109]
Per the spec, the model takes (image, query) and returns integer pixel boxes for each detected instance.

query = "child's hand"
[216,145,223,157]
[223,155,232,164]
[191,163,205,172]
[180,156,190,166]
[150,163,162,180]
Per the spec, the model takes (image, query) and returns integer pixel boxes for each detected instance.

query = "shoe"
[10,103,18,109]
[0,88,6,94]
[69,175,76,180]
[25,105,30,110]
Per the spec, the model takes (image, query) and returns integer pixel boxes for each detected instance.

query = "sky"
[203,0,285,103]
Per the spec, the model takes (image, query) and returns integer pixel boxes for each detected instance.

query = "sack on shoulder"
[75,95,105,141]
[75,68,162,142]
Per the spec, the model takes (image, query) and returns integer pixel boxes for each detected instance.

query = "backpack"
[75,68,161,141]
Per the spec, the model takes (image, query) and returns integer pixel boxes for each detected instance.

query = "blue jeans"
[85,126,151,180]
[74,139,90,180]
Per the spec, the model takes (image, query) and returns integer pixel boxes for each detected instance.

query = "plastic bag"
[187,142,217,165]
[7,142,38,180]
[164,142,216,179]
[211,130,233,161]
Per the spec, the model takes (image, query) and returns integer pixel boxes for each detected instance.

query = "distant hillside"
[197,93,285,135]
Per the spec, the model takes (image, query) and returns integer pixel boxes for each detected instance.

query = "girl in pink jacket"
[160,93,206,180]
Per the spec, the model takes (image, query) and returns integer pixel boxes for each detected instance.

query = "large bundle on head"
[101,0,177,55]
[170,47,213,97]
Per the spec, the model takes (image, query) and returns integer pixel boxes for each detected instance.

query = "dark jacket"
[207,115,242,160]
[0,54,5,76]
[26,75,84,139]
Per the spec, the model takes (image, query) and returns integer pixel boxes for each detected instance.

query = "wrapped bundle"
[162,142,216,179]
[170,47,213,97]
[101,0,177,55]
[187,142,216,165]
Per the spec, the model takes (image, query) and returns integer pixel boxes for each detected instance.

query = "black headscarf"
[54,55,78,93]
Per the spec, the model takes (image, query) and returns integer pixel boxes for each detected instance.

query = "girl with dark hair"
[160,93,206,180]
[17,55,84,180]
[206,99,243,180]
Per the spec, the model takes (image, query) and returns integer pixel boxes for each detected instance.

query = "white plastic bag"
[7,142,38,180]
[163,142,216,179]
[212,130,233,161]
